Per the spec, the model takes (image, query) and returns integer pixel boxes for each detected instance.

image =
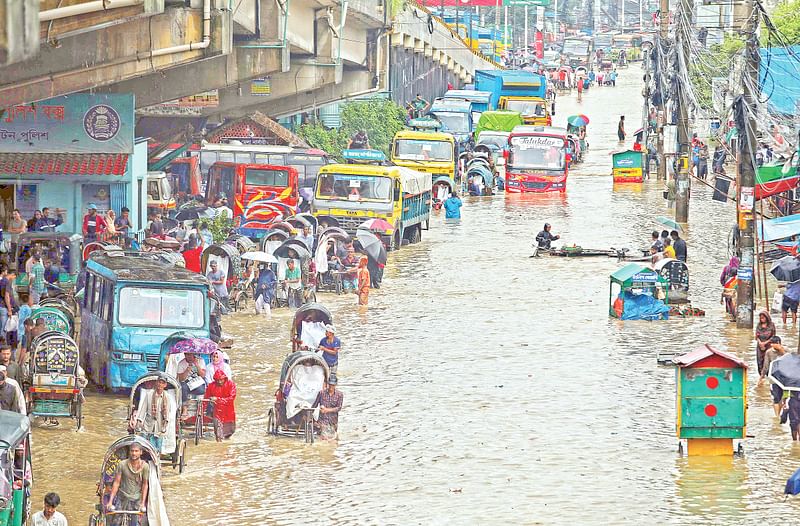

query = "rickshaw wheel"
[74,399,83,431]
[194,412,203,445]
[304,420,314,444]
[266,408,276,435]
[178,440,187,474]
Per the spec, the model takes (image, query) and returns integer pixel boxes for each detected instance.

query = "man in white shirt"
[32,492,68,526]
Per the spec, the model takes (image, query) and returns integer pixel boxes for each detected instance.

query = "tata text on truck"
[474,70,551,126]
[391,129,456,205]
[505,126,570,193]
[312,150,432,250]
[206,162,299,237]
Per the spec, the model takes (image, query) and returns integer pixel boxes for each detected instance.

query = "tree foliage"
[688,35,744,111]
[770,0,800,46]
[298,99,408,160]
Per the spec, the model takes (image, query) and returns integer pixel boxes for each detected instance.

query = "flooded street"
[29,66,800,524]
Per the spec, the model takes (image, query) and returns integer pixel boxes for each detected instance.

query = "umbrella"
[273,239,312,260]
[355,229,388,265]
[175,208,203,221]
[567,114,590,127]
[771,256,800,283]
[769,353,800,391]
[241,251,278,264]
[358,218,394,233]
[633,127,644,138]
[316,216,341,229]
[168,337,218,355]
[656,216,684,233]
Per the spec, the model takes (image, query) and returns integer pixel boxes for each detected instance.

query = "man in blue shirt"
[443,192,462,219]
[317,325,341,374]
[34,207,63,232]
[783,280,800,324]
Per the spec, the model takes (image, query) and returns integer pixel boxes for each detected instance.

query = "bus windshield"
[510,135,566,171]
[394,139,453,161]
[118,287,205,328]
[504,99,546,118]
[433,112,470,134]
[315,173,393,202]
[245,168,289,187]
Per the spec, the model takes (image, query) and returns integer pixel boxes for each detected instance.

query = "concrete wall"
[389,46,460,108]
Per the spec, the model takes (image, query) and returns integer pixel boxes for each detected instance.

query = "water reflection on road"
[28,65,800,524]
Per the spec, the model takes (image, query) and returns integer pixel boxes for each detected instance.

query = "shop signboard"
[0,94,134,154]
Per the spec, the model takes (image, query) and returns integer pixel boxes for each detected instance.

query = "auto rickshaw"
[654,258,690,304]
[128,371,188,473]
[266,350,331,443]
[14,232,82,298]
[609,264,670,320]
[612,150,645,183]
[291,303,333,351]
[27,332,84,429]
[0,411,31,526]
[88,435,169,526]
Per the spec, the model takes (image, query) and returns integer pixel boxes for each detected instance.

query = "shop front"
[0,94,147,236]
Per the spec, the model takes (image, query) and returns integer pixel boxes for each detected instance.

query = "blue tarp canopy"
[760,46,800,115]
[757,214,800,242]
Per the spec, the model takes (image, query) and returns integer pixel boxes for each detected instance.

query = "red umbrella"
[358,218,394,233]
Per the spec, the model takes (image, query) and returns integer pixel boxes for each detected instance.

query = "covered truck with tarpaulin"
[609,263,670,320]
[474,110,524,141]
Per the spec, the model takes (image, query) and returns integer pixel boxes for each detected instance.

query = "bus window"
[245,168,289,187]
[235,152,252,164]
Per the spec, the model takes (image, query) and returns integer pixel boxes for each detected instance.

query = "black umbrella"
[317,216,341,229]
[769,354,800,391]
[355,229,387,265]
[771,256,800,283]
[175,208,202,221]
[273,239,311,260]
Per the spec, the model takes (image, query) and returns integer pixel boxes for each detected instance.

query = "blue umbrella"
[656,216,684,232]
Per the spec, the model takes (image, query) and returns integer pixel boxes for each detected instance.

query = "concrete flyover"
[388,2,500,106]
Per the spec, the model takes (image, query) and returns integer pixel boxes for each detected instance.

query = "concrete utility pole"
[674,0,692,223]
[656,0,668,180]
[524,5,529,54]
[736,0,760,329]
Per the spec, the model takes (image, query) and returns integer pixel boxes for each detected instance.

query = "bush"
[770,0,800,45]
[688,35,744,111]
[298,99,408,160]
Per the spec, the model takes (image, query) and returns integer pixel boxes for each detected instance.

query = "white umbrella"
[241,251,278,264]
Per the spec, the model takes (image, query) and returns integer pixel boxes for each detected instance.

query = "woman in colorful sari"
[357,256,370,306]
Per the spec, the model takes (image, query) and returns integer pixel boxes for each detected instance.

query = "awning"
[758,214,800,242]
[0,153,128,176]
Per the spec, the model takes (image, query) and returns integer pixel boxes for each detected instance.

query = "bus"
[198,144,329,210]
[205,161,299,236]
[505,125,570,193]
[312,150,432,250]
[80,253,211,390]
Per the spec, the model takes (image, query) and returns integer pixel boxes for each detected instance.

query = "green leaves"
[298,99,408,161]
[770,0,800,45]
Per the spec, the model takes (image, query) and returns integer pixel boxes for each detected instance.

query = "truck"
[428,98,474,151]
[474,70,551,126]
[562,36,593,68]
[443,89,492,124]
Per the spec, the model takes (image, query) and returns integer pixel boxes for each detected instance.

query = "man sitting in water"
[535,223,560,249]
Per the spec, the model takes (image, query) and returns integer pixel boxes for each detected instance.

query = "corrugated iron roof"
[0,153,128,176]
[673,344,748,368]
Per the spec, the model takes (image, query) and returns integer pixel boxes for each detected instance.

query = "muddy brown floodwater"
[28,66,800,525]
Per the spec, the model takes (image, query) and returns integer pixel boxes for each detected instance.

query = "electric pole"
[736,0,760,329]
[674,0,691,224]
[656,0,668,180]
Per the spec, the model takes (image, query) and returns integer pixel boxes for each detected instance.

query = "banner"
[0,94,134,154]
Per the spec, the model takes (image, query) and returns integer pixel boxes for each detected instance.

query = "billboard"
[0,94,134,154]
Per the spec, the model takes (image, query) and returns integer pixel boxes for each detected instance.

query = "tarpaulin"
[760,46,800,116]
[757,214,800,242]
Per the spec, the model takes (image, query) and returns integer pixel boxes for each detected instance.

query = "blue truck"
[429,97,474,151]
[444,89,492,124]
[473,70,551,126]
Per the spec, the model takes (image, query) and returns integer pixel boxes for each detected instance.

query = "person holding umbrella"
[782,279,800,325]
